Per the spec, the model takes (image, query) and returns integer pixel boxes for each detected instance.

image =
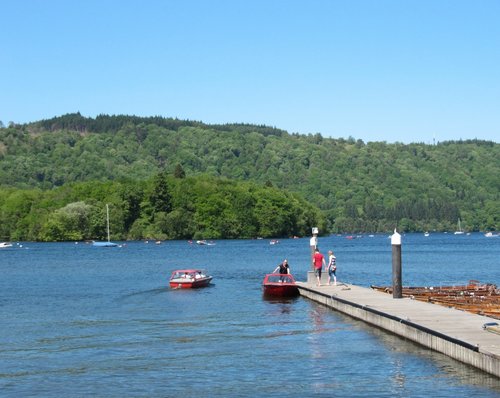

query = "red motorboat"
[262,273,299,297]
[169,269,213,289]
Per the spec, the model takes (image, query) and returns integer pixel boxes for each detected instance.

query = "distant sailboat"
[93,204,118,247]
[454,219,465,235]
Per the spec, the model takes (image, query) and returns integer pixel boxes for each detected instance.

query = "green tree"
[40,201,92,241]
[174,163,186,178]
[149,171,173,215]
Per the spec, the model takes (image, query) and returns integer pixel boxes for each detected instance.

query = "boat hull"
[169,277,212,289]
[262,273,299,297]
[169,269,212,289]
[263,284,299,297]
[92,241,118,247]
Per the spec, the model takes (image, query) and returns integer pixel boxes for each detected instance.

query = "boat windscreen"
[266,275,294,283]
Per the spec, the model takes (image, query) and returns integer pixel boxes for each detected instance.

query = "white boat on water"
[196,240,215,246]
[454,219,465,235]
[0,242,13,248]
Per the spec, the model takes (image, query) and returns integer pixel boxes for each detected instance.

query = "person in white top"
[309,234,317,249]
[327,250,337,286]
[309,232,318,269]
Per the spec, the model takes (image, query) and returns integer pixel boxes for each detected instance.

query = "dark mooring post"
[391,229,403,299]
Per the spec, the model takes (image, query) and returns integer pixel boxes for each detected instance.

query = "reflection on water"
[319,303,500,394]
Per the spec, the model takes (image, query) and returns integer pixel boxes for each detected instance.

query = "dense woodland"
[0,174,324,241]
[0,113,498,241]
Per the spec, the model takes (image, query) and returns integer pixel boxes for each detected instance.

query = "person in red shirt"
[312,248,326,286]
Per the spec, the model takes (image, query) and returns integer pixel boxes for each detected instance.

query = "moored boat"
[483,322,500,335]
[92,241,118,247]
[93,204,118,247]
[454,218,465,235]
[262,273,299,297]
[169,269,212,289]
[371,280,500,319]
[196,240,216,246]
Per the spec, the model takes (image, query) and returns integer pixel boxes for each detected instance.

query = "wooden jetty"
[297,274,500,378]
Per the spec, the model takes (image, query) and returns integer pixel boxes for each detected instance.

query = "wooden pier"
[297,274,500,378]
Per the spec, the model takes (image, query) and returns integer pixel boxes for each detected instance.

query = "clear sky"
[2,0,499,144]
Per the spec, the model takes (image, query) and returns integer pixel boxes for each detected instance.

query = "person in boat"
[327,250,337,286]
[273,259,290,276]
[273,259,290,282]
[313,248,326,287]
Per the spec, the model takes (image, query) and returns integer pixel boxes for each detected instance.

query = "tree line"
[0,113,498,236]
[0,172,325,241]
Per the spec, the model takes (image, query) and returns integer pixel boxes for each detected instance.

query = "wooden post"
[391,229,403,299]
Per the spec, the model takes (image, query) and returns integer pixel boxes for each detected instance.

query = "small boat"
[483,322,500,335]
[92,241,118,247]
[424,232,430,237]
[371,280,500,319]
[454,219,465,235]
[169,269,212,289]
[0,242,13,248]
[93,204,118,247]
[196,240,216,246]
[262,273,299,297]
[269,239,279,245]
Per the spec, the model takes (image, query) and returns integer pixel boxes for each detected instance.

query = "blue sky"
[2,0,499,144]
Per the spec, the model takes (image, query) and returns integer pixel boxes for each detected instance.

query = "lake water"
[1,233,499,397]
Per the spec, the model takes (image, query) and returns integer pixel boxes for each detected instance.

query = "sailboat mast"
[93,204,117,247]
[106,204,111,242]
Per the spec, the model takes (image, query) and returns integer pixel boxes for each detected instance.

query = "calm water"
[1,233,499,397]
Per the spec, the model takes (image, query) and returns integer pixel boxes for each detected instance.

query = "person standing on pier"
[327,250,337,286]
[312,248,326,286]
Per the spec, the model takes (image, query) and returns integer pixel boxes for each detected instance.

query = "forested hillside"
[0,173,324,241]
[1,113,499,238]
